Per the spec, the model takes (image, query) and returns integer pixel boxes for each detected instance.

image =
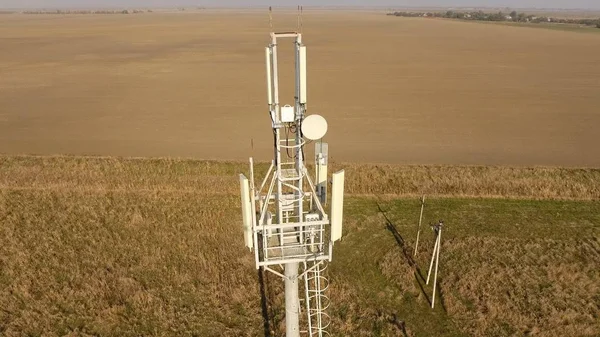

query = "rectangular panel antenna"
[265,47,273,105]
[239,174,254,249]
[299,46,307,103]
[331,170,345,242]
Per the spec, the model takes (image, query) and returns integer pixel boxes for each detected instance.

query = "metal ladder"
[278,136,307,246]
[303,261,331,336]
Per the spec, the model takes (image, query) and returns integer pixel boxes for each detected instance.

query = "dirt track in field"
[1,11,599,166]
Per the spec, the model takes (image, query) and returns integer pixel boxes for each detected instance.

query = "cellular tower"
[239,12,345,337]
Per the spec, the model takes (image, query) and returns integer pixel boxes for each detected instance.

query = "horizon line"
[2,5,600,11]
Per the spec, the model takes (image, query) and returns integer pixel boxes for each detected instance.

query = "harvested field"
[1,11,600,166]
[1,155,599,336]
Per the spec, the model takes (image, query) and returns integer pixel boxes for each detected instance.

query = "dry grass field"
[1,9,600,337]
[1,11,600,166]
[1,155,599,336]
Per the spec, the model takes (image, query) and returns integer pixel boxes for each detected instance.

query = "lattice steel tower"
[239,24,345,337]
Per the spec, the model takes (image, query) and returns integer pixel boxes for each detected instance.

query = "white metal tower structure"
[239,24,345,337]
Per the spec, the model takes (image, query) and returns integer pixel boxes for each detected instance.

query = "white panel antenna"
[299,46,307,103]
[239,174,254,250]
[331,170,345,242]
[265,47,273,105]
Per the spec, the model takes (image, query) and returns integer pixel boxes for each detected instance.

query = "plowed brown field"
[1,11,599,166]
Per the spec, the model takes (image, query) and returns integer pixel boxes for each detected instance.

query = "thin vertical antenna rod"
[414,195,425,256]
[269,6,273,31]
[297,6,301,32]
[300,6,303,33]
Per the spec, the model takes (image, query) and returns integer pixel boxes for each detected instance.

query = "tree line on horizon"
[19,9,150,15]
[388,10,600,28]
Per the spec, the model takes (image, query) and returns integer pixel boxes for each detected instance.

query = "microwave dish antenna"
[301,114,328,140]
